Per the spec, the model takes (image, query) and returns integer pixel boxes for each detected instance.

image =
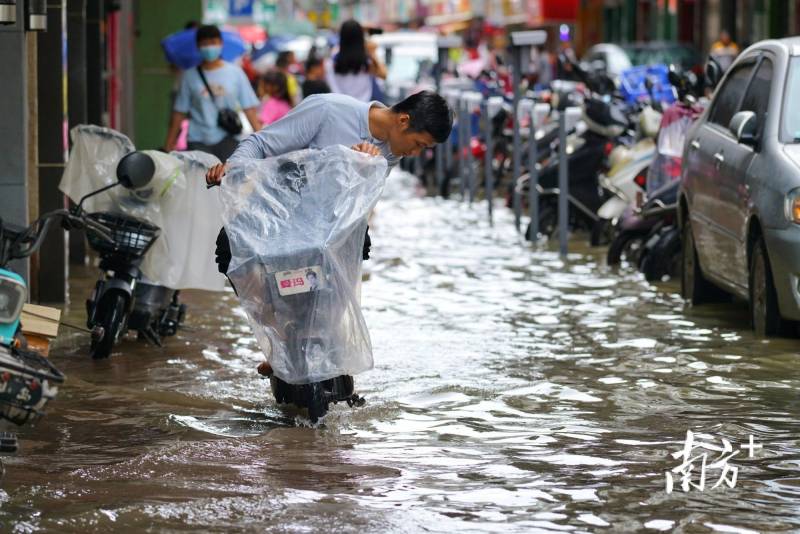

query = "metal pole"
[434,47,446,194]
[483,100,494,224]
[511,46,523,231]
[461,98,474,203]
[459,97,468,200]
[527,110,539,242]
[558,111,568,258]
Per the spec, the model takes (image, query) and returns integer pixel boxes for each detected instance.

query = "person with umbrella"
[164,25,262,162]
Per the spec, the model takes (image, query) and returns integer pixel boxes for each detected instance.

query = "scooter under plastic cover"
[220,145,388,385]
[59,125,226,291]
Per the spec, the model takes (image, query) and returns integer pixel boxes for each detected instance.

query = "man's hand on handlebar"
[206,163,227,188]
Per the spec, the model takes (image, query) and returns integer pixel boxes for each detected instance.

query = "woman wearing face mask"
[165,24,261,162]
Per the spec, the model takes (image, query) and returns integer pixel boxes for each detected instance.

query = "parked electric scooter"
[0,209,86,454]
[606,69,705,274]
[69,151,174,358]
[606,179,680,269]
[60,125,226,359]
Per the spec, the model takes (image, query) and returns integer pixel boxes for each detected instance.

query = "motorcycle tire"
[525,205,558,241]
[90,293,127,359]
[641,226,681,282]
[607,230,645,266]
[307,382,329,424]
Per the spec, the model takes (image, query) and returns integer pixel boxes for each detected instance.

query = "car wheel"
[749,236,782,337]
[681,219,720,305]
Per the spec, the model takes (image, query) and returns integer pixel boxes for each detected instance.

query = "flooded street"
[3,170,800,532]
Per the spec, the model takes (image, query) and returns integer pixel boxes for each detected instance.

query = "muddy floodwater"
[2,171,799,533]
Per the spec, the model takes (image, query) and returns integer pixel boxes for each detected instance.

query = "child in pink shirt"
[258,70,292,125]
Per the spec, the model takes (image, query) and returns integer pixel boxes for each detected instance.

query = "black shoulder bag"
[197,66,243,136]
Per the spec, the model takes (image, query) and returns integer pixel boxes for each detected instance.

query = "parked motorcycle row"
[410,56,706,281]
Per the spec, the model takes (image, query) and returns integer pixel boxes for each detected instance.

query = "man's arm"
[242,107,262,132]
[228,95,329,161]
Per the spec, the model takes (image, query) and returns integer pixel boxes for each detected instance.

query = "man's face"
[387,113,437,157]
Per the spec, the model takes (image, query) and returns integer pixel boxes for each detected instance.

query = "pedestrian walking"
[324,19,387,102]
[275,50,301,105]
[709,30,739,72]
[301,56,331,99]
[164,24,261,162]
[258,70,292,126]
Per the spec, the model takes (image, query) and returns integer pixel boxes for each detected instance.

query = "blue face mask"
[199,45,222,62]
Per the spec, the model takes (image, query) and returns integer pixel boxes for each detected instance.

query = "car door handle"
[714,152,724,168]
[690,140,700,151]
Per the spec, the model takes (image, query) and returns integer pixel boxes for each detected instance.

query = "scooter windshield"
[220,145,388,385]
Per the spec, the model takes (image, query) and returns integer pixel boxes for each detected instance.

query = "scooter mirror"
[116,151,156,190]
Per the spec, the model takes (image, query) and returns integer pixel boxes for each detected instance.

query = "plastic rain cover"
[646,103,703,195]
[59,125,226,291]
[220,145,388,385]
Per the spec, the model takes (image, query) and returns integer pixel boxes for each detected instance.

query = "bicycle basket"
[86,211,160,259]
[0,344,64,426]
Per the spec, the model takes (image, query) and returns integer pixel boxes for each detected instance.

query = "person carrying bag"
[164,24,261,162]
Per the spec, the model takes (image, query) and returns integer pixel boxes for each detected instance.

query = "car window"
[783,57,800,143]
[739,58,773,134]
[708,63,754,129]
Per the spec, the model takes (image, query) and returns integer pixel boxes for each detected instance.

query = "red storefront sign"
[527,0,578,24]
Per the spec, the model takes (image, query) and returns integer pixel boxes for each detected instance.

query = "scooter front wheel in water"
[640,226,681,282]
[607,230,645,266]
[526,205,557,241]
[90,293,127,359]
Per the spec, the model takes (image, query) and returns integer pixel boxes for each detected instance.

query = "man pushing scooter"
[207,91,453,420]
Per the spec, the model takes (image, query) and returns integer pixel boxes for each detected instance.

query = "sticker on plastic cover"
[275,266,323,296]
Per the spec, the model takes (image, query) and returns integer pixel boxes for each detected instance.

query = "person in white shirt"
[325,19,387,102]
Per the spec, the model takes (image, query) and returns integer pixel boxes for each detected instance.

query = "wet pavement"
[2,170,800,533]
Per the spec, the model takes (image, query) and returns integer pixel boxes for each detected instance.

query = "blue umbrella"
[251,34,295,62]
[161,28,247,69]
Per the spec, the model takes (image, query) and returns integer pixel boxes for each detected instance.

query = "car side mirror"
[116,151,155,189]
[729,110,758,146]
[705,57,722,90]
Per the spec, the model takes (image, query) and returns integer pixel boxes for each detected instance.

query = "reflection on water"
[2,170,799,532]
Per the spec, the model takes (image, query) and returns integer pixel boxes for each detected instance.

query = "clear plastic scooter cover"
[59,125,226,291]
[220,145,388,384]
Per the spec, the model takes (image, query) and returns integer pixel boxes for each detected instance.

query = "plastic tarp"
[646,103,703,195]
[59,125,226,291]
[220,145,388,384]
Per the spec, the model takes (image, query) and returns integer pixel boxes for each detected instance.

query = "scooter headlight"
[784,188,800,224]
[0,274,26,325]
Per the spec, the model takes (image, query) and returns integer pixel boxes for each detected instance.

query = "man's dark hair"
[391,90,454,144]
[196,24,221,44]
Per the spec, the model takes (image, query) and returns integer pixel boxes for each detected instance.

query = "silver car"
[679,37,800,336]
